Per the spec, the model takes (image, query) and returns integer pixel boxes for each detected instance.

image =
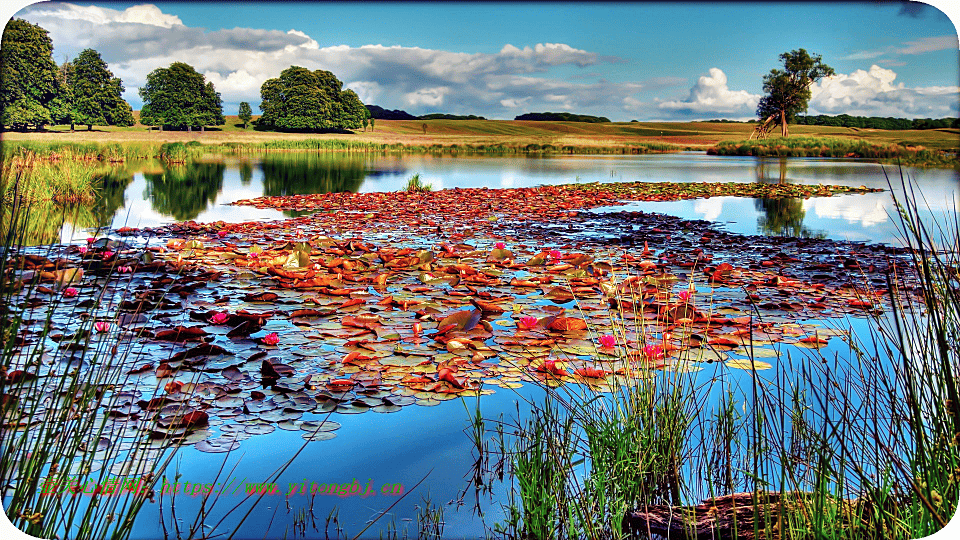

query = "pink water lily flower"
[519,316,538,330]
[261,332,280,345]
[495,242,506,250]
[677,290,691,302]
[217,230,228,238]
[86,237,96,244]
[598,335,616,348]
[248,251,260,259]
[210,312,229,325]
[102,251,114,260]
[94,321,110,333]
[77,246,88,255]
[643,344,663,359]
[412,322,422,336]
[62,287,78,298]
[118,266,132,273]
[549,249,562,261]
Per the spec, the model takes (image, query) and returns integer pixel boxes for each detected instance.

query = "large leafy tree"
[0,19,60,130]
[65,49,134,131]
[139,62,224,131]
[257,66,366,131]
[754,49,834,138]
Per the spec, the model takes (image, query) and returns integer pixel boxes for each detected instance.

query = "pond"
[7,151,958,539]
[65,152,958,247]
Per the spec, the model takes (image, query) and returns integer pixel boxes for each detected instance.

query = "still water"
[68,152,959,246]
[53,152,958,538]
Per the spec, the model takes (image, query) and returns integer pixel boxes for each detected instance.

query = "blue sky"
[3,1,959,121]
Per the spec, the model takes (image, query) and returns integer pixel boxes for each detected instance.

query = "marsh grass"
[404,173,432,193]
[710,136,957,166]
[476,176,959,539]
[0,164,186,539]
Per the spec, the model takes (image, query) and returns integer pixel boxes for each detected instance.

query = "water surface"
[65,153,959,247]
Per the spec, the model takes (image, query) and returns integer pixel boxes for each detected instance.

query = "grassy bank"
[4,118,958,153]
[709,136,958,166]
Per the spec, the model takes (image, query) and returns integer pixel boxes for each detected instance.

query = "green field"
[4,117,958,154]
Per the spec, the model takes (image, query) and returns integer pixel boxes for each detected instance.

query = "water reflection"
[42,152,955,246]
[239,161,253,187]
[143,162,226,221]
[91,167,135,228]
[752,158,826,238]
[260,153,366,196]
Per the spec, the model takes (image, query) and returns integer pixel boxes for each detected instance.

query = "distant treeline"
[794,114,958,130]
[514,112,611,123]
[704,115,959,130]
[419,113,486,120]
[365,105,484,121]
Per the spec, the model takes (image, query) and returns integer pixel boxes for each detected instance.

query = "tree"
[753,49,834,138]
[257,66,366,131]
[65,49,133,131]
[139,62,224,131]
[238,101,252,128]
[0,19,60,130]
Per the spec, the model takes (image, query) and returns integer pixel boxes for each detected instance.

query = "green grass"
[0,171,180,539]
[709,136,958,166]
[403,173,432,192]
[474,178,960,538]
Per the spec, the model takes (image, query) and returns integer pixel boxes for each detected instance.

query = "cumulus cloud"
[25,3,183,28]
[810,65,959,117]
[18,2,641,118]
[657,68,759,118]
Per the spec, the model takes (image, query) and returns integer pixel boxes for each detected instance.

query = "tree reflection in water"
[144,162,226,221]
[91,167,135,228]
[754,158,826,239]
[260,153,367,196]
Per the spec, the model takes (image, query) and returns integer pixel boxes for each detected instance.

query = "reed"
[476,173,959,538]
[0,165,189,539]
[709,137,957,166]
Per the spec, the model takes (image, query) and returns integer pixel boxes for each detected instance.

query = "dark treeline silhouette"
[706,115,959,130]
[794,114,959,130]
[418,113,485,120]
[515,112,611,123]
[365,105,484,121]
[365,105,417,120]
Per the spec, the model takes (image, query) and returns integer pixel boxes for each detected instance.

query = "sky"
[2,0,959,121]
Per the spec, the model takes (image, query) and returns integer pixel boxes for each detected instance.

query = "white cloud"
[896,35,959,55]
[345,81,382,105]
[403,87,450,107]
[657,68,759,118]
[18,3,645,118]
[25,2,184,28]
[811,65,960,117]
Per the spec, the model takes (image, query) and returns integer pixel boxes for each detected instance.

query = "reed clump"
[477,175,959,539]
[709,136,957,166]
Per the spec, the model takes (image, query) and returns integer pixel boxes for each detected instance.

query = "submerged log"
[622,491,800,539]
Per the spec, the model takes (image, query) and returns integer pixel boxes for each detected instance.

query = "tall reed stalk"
[479,172,959,539]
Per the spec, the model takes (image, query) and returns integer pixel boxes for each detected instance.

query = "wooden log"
[622,491,795,540]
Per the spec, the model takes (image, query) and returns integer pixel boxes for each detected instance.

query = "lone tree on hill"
[139,62,224,132]
[0,19,60,130]
[238,101,252,128]
[752,49,834,139]
[256,66,366,131]
[64,49,134,131]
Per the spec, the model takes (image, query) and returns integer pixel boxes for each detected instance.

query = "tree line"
[515,112,611,123]
[364,105,485,121]
[0,19,368,133]
[793,114,959,130]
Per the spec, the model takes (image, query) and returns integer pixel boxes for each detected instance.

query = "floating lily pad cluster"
[2,180,909,460]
